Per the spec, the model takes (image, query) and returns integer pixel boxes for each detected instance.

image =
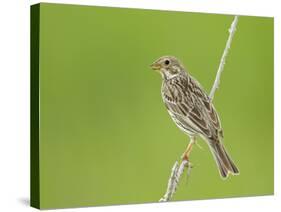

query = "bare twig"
[159,160,191,202]
[209,16,239,100]
[159,161,179,202]
[159,15,239,202]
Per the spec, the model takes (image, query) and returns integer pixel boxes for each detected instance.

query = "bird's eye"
[164,60,170,65]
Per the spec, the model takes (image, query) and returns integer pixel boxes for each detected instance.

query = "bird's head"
[150,56,185,79]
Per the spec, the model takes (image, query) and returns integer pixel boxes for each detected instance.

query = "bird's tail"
[209,140,239,179]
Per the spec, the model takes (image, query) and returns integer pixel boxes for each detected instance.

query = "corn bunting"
[151,55,239,178]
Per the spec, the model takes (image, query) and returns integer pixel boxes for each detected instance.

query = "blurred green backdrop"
[38,3,273,209]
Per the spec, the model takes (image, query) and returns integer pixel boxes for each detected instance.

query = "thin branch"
[159,15,239,202]
[159,160,190,202]
[159,161,179,202]
[209,16,239,100]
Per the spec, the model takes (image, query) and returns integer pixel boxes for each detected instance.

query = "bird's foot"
[181,152,189,161]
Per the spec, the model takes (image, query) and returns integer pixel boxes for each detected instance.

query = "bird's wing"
[162,75,222,139]
[189,76,222,137]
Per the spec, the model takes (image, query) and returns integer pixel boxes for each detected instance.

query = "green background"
[38,3,274,209]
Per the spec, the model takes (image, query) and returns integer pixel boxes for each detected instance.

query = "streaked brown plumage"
[151,55,239,179]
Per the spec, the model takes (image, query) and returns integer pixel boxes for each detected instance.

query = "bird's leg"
[181,136,196,161]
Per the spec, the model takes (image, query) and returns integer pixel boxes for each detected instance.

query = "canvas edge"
[30,3,41,209]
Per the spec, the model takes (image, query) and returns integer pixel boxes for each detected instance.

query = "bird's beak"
[150,63,161,71]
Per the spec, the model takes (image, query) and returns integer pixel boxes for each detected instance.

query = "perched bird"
[151,56,239,179]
